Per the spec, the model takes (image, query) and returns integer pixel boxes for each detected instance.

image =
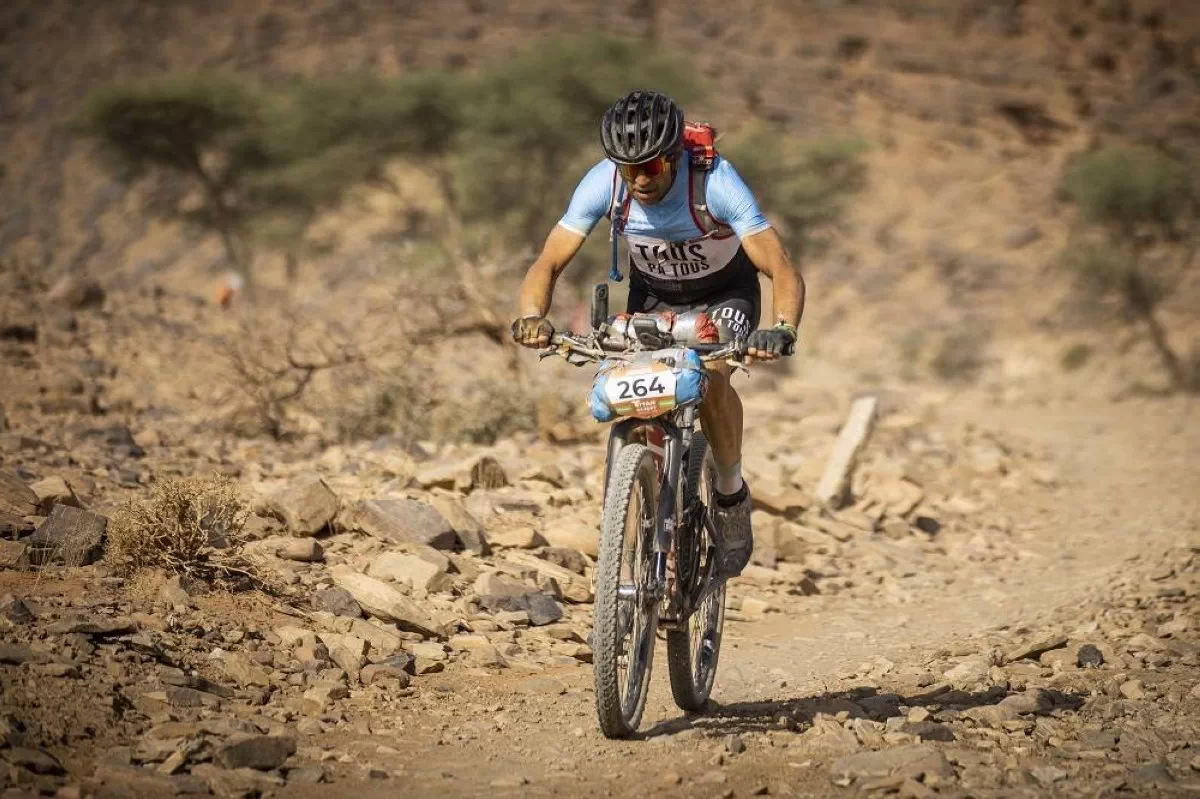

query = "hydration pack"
[605,121,734,282]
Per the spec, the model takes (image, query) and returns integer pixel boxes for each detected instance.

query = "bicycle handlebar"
[544,332,747,363]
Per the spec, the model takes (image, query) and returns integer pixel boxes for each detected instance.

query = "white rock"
[366,552,449,592]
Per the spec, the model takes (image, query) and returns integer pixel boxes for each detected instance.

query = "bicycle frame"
[603,406,717,630]
[542,321,744,631]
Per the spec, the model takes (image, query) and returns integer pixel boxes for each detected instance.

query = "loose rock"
[277,538,324,563]
[214,735,297,771]
[331,568,443,637]
[268,475,339,536]
[366,551,449,591]
[28,476,83,514]
[539,520,599,558]
[1004,633,1068,664]
[829,745,947,782]
[46,274,106,309]
[314,586,362,618]
[18,505,107,567]
[428,495,491,555]
[340,499,458,549]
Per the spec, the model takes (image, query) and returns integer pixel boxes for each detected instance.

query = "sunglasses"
[617,155,671,181]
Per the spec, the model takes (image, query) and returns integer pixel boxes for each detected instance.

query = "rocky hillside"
[2,1,1199,796]
[3,0,1199,390]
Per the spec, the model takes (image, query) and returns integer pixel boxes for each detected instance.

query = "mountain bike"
[540,285,749,738]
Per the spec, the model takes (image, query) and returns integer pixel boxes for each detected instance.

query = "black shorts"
[627,272,760,343]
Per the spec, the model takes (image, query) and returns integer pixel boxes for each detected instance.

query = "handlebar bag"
[588,348,708,422]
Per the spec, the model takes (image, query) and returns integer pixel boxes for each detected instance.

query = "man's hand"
[512,315,554,348]
[746,324,797,362]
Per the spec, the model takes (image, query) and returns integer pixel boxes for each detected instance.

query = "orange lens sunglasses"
[617,155,670,181]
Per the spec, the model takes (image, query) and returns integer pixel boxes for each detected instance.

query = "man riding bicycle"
[513,90,806,579]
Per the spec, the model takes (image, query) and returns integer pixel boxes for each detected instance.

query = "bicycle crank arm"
[686,546,723,613]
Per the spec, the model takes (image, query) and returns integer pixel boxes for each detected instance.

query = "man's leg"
[698,295,757,578]
[698,364,745,495]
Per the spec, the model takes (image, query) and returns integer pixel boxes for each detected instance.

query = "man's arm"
[517,225,588,319]
[741,227,805,327]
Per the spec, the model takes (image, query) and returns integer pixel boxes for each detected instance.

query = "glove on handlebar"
[511,315,555,347]
[746,323,797,357]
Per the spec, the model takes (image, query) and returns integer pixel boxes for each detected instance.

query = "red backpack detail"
[683,121,718,171]
[607,120,734,240]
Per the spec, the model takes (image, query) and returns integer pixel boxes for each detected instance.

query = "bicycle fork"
[604,413,696,607]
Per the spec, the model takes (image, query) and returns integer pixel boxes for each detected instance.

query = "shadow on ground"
[639,682,1085,740]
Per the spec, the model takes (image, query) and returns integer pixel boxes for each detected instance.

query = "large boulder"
[339,499,457,550]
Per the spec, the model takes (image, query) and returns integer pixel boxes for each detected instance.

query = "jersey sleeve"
[557,160,616,237]
[705,157,773,239]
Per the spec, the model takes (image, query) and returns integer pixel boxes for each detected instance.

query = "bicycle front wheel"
[666,432,726,712]
[592,443,660,738]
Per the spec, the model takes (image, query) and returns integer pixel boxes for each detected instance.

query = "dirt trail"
[267,393,1197,799]
[726,395,1198,698]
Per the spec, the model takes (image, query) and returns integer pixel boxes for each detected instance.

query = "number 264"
[616,376,666,399]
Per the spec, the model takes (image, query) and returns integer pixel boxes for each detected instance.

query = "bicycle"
[539,284,750,738]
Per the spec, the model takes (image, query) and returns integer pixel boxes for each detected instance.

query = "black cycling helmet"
[600,90,685,165]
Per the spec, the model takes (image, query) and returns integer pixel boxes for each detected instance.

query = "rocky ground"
[2,276,1199,797]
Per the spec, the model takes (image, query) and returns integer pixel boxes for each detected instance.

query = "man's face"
[618,155,675,205]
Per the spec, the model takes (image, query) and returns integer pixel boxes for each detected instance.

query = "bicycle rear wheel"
[592,443,660,738]
[666,432,726,712]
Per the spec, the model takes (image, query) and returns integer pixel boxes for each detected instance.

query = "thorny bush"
[106,475,255,584]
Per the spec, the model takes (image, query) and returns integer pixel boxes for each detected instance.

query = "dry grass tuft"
[106,475,258,585]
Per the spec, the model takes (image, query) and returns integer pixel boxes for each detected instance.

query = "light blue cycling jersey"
[557,156,772,300]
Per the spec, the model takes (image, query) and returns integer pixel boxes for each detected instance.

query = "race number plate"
[605,371,677,404]
[603,364,678,418]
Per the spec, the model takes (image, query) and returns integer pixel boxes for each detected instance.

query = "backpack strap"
[687,156,735,240]
[606,167,631,282]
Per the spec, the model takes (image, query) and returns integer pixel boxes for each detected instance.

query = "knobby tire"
[593,443,659,738]
[666,432,726,711]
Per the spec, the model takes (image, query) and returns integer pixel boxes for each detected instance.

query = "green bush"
[1060,343,1094,372]
[932,326,990,383]
[448,36,698,252]
[73,73,262,269]
[243,72,465,212]
[1059,144,1197,391]
[73,36,705,270]
[74,72,260,177]
[1062,145,1193,231]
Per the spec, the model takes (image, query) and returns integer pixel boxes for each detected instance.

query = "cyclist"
[513,90,805,579]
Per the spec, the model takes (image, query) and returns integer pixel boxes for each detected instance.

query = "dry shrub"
[106,475,255,583]
[227,310,367,440]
